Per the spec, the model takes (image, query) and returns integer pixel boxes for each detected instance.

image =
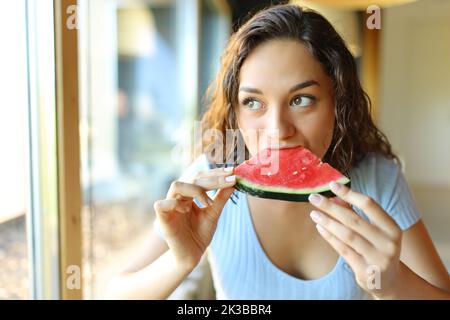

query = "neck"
[248,195,315,217]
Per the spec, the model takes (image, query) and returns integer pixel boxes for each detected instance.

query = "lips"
[279,145,303,150]
[267,145,304,150]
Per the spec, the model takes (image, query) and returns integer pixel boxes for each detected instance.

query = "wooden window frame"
[26,0,82,299]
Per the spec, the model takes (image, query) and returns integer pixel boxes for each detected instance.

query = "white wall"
[0,0,28,222]
[380,0,450,269]
[379,0,450,188]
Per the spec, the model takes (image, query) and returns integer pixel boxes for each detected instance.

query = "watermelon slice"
[234,146,350,202]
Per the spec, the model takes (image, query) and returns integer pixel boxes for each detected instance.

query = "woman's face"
[236,39,335,159]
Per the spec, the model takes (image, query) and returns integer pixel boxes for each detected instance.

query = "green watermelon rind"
[235,176,351,202]
[236,175,350,194]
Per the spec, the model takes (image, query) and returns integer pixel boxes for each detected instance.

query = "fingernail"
[330,181,342,192]
[310,210,321,222]
[207,197,213,205]
[224,167,234,172]
[225,175,236,182]
[308,193,322,205]
[316,224,326,236]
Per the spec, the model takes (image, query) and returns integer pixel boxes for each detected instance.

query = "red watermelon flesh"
[234,146,350,202]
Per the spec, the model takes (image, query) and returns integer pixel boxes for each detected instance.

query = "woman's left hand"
[308,181,403,299]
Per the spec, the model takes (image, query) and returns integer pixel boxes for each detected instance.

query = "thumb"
[209,187,235,218]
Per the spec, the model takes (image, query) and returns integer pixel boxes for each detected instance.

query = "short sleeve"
[380,159,422,230]
[153,154,211,240]
[349,154,422,231]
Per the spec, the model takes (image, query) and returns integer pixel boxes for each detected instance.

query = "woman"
[107,4,450,299]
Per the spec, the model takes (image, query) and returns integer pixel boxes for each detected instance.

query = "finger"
[330,197,352,210]
[154,199,177,212]
[197,167,234,178]
[185,167,234,184]
[315,224,366,274]
[208,187,235,219]
[308,193,386,248]
[154,198,190,215]
[310,210,378,260]
[167,181,212,207]
[329,182,400,237]
[193,174,236,190]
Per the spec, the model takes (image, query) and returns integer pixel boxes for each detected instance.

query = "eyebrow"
[239,80,320,94]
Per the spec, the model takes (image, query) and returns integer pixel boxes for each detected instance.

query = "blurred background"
[0,0,449,299]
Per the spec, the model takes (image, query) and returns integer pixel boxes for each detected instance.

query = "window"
[0,0,230,300]
[0,0,30,300]
[79,0,222,299]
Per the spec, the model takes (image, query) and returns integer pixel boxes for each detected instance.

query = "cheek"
[302,106,335,158]
[318,108,335,156]
[237,115,258,156]
[323,107,335,137]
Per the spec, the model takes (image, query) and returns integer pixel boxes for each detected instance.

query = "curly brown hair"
[201,4,398,174]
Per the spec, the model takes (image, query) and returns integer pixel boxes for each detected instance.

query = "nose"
[266,106,296,141]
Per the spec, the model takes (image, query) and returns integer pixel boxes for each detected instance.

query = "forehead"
[239,39,329,88]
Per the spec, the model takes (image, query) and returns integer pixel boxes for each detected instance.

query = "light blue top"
[157,152,422,300]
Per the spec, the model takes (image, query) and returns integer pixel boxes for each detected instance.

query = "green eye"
[290,95,315,108]
[243,98,263,110]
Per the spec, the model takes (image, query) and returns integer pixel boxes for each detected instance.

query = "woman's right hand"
[153,167,236,270]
